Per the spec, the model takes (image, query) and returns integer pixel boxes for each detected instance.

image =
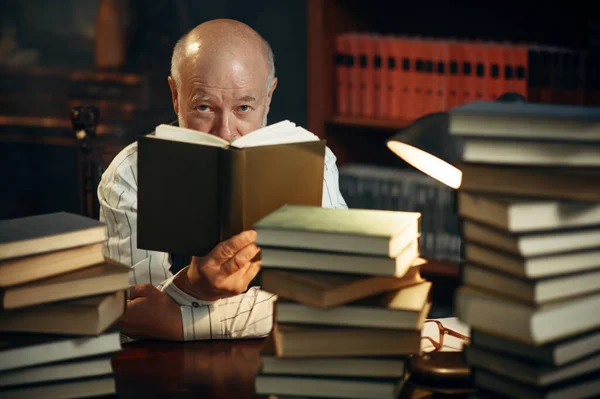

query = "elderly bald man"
[97,19,347,341]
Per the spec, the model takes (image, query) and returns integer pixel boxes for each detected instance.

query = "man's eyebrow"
[238,95,257,102]
[190,92,211,102]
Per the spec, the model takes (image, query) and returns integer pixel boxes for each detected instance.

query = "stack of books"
[0,212,131,398]
[448,101,600,398]
[252,205,431,399]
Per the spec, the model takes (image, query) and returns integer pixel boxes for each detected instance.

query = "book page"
[230,121,319,148]
[154,124,228,148]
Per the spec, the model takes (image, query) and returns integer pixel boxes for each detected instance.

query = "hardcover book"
[137,121,326,255]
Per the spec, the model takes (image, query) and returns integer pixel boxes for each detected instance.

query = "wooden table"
[111,338,472,399]
[112,338,266,398]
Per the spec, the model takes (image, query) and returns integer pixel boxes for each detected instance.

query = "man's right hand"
[175,230,261,301]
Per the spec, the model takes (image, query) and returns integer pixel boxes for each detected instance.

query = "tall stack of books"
[252,205,431,399]
[0,212,131,398]
[448,101,600,398]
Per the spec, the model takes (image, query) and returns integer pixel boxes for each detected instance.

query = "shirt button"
[192,302,200,308]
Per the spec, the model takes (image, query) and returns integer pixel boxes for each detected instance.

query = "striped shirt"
[97,139,347,341]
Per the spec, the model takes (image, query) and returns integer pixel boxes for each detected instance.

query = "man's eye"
[239,105,251,113]
[197,105,211,112]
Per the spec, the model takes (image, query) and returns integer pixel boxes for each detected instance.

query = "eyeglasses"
[421,319,470,353]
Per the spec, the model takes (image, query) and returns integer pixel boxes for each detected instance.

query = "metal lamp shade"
[386,112,464,189]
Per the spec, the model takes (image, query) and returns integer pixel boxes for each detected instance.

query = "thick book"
[464,242,600,279]
[272,324,421,357]
[0,331,121,372]
[0,243,105,288]
[0,212,106,260]
[260,355,406,378]
[464,344,600,387]
[449,101,600,141]
[275,281,431,330]
[458,191,600,233]
[462,219,600,257]
[455,286,600,345]
[259,238,420,277]
[0,355,113,388]
[473,368,600,399]
[137,121,326,256]
[0,376,116,399]
[254,205,421,258]
[0,291,126,335]
[471,329,600,367]
[461,263,600,305]
[458,137,600,167]
[0,258,130,310]
[255,374,404,399]
[260,258,425,309]
[458,164,600,202]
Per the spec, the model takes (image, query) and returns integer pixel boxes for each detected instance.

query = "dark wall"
[121,0,308,126]
[0,0,308,220]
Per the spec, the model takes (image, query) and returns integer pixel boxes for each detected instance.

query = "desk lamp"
[386,93,527,189]
[386,93,527,393]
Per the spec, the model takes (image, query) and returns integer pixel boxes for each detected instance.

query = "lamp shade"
[387,93,527,189]
[387,112,464,189]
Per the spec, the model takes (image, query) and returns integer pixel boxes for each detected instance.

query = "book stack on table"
[0,212,130,398]
[447,101,600,398]
[252,205,431,399]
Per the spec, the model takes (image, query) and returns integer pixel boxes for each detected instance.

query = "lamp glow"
[387,140,462,189]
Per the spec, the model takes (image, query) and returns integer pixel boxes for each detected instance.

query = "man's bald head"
[170,19,275,90]
[166,19,278,140]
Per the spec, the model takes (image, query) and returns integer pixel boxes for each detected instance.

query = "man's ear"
[168,76,179,115]
[265,77,278,115]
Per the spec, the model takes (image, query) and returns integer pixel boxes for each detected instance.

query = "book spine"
[220,149,246,241]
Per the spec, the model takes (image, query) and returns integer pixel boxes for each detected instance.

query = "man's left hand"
[118,284,183,341]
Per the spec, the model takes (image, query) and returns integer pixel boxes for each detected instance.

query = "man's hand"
[119,284,183,341]
[175,230,261,301]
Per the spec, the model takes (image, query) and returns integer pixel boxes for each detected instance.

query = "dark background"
[0,0,598,220]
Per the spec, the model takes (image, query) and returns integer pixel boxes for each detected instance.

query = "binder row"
[338,164,461,264]
[335,33,598,121]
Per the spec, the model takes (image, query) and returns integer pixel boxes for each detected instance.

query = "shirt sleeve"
[322,146,348,209]
[98,144,277,341]
[159,269,277,340]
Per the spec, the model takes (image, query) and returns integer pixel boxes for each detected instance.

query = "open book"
[154,120,320,148]
[137,121,326,256]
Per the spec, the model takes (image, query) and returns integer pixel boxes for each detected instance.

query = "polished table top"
[112,338,266,398]
[111,338,473,399]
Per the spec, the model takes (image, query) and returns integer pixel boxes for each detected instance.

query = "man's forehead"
[181,55,267,88]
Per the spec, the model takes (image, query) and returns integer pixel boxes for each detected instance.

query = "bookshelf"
[307,0,595,165]
[329,116,410,130]
[306,0,597,277]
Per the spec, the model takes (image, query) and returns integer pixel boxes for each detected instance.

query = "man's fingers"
[209,230,257,264]
[231,260,261,296]
[128,284,158,300]
[242,260,261,282]
[221,243,261,275]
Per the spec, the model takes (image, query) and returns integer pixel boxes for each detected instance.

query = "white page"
[154,124,228,148]
[231,124,319,148]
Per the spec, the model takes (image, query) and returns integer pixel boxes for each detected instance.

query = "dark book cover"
[137,136,325,256]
